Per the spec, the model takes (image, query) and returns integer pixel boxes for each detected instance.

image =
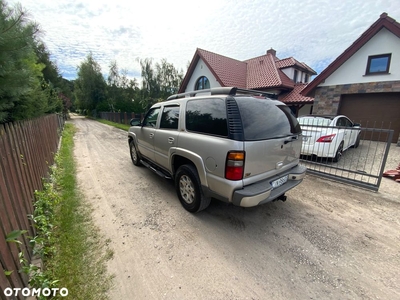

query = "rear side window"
[186,98,228,137]
[236,98,301,141]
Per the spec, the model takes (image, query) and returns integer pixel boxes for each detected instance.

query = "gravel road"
[71,115,400,300]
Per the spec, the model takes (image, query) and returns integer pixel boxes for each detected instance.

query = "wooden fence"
[0,114,64,299]
[99,112,144,125]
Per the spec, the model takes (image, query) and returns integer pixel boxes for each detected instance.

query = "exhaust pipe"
[277,194,287,202]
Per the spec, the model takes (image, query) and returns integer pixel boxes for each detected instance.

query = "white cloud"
[8,0,400,81]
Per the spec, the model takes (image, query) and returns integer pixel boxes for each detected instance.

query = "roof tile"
[279,83,314,104]
[198,49,247,88]
[245,53,294,89]
[276,57,317,75]
[179,48,315,94]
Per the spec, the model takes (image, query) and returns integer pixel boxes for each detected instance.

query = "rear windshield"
[235,98,301,141]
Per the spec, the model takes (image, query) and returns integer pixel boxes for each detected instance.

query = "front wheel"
[175,164,211,213]
[129,140,142,166]
[354,133,361,148]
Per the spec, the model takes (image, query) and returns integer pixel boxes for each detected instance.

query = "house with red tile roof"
[301,13,400,144]
[179,48,317,116]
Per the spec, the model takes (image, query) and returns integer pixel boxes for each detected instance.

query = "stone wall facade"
[313,80,400,145]
[313,80,400,115]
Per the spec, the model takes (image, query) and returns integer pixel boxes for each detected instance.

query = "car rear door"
[154,104,180,170]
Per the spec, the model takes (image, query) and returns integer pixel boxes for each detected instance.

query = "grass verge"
[45,123,114,299]
[95,119,130,131]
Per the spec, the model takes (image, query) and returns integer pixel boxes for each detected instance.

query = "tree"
[34,42,59,85]
[156,58,183,99]
[139,58,183,110]
[0,1,43,122]
[74,53,106,114]
[104,61,141,113]
[0,1,67,122]
[57,78,74,112]
[105,60,120,111]
[139,58,159,110]
[114,69,141,113]
[73,56,183,114]
[33,42,74,114]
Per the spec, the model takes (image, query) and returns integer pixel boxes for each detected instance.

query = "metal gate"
[300,126,394,191]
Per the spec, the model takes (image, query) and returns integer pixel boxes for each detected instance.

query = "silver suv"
[128,87,306,212]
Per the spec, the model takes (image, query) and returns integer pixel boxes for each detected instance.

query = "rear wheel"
[333,141,344,162]
[175,164,211,213]
[129,140,142,166]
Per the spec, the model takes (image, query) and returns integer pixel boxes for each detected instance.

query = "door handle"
[284,136,298,144]
[149,133,154,138]
[168,137,174,144]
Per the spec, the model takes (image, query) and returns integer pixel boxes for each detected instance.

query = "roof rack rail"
[167,87,277,100]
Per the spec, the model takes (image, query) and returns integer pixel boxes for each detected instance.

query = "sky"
[7,0,400,82]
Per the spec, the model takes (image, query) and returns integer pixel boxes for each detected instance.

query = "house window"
[304,74,309,83]
[366,54,391,75]
[293,70,298,83]
[195,76,210,90]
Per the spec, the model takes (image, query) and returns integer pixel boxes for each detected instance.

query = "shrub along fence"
[0,114,64,298]
[99,112,144,125]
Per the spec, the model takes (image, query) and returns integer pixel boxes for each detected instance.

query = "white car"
[298,115,361,162]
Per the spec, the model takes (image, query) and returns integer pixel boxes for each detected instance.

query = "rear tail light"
[225,151,245,180]
[316,134,336,143]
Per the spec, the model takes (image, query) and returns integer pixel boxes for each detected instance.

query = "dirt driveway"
[71,115,400,300]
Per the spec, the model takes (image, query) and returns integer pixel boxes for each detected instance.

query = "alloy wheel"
[179,175,195,204]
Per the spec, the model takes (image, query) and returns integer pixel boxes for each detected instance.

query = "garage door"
[339,93,400,143]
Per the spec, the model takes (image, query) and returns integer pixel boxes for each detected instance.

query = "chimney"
[267,48,276,56]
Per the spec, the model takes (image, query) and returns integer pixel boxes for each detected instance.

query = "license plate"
[271,175,288,189]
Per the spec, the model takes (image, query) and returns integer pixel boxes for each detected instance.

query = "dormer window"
[195,76,210,90]
[304,74,309,83]
[365,53,391,75]
[293,70,298,83]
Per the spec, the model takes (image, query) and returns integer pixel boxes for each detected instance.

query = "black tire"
[129,140,142,166]
[354,133,361,148]
[333,141,344,162]
[175,164,211,213]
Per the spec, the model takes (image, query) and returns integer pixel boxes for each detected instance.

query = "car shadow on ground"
[139,163,308,232]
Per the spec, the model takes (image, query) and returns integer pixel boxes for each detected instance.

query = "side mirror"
[130,118,141,126]
[353,123,361,127]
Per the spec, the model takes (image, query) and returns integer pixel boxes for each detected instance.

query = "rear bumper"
[232,165,307,207]
[301,143,337,158]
